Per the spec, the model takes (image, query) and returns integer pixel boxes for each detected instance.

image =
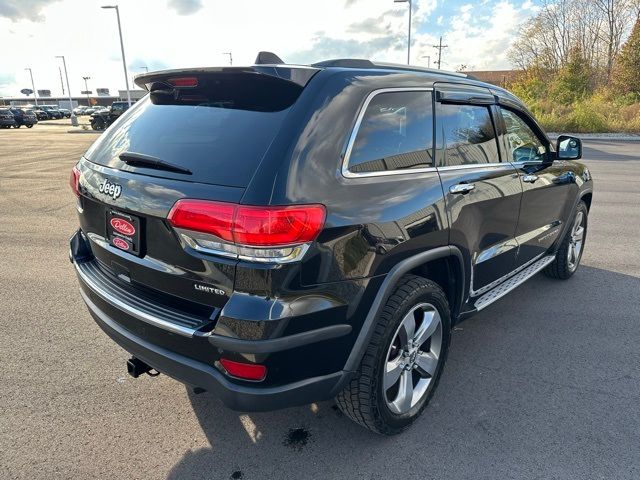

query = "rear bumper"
[70,230,354,411]
[81,289,349,411]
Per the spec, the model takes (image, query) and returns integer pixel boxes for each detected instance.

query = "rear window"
[85,72,303,187]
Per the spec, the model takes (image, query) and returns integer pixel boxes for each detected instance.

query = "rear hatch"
[76,66,318,312]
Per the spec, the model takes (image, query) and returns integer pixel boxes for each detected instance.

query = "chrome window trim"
[436,162,508,172]
[341,87,436,179]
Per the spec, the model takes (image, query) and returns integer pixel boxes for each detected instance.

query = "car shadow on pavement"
[166,265,640,480]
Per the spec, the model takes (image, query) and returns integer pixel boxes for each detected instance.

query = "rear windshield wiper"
[119,152,192,175]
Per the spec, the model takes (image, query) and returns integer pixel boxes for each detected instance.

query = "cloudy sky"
[0,0,540,97]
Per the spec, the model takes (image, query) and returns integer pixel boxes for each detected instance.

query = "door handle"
[522,174,539,183]
[449,183,475,194]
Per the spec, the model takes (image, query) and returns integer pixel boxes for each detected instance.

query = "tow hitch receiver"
[127,357,156,378]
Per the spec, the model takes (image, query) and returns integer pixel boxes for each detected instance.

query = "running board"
[474,255,556,311]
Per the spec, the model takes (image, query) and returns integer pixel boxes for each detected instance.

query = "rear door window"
[345,90,433,175]
[437,104,499,167]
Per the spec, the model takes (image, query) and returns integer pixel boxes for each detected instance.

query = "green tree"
[612,16,640,96]
[551,47,593,104]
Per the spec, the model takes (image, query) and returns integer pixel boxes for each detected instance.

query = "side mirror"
[556,135,582,160]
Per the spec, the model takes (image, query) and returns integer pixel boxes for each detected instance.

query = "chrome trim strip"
[470,250,545,297]
[175,228,311,264]
[475,255,556,311]
[341,87,436,179]
[437,162,509,171]
[470,224,563,296]
[75,261,197,337]
[475,238,519,265]
[514,221,562,245]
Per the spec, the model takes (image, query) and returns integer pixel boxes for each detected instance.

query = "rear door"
[496,107,576,267]
[77,68,314,309]
[435,84,522,294]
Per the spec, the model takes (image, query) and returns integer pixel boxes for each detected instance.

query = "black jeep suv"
[70,55,593,434]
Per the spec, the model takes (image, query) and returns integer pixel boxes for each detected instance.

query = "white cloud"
[0,0,538,97]
[413,0,539,70]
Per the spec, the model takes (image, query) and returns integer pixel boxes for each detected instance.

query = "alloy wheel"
[384,302,443,415]
[567,211,585,272]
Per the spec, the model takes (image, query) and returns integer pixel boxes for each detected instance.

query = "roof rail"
[311,59,469,78]
[312,59,376,68]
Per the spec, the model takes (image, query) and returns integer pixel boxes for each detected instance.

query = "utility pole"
[222,52,233,65]
[82,76,91,106]
[25,68,37,106]
[433,36,448,69]
[59,67,65,95]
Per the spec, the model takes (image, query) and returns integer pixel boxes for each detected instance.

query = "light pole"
[394,0,412,64]
[102,5,131,106]
[24,68,37,106]
[55,56,78,126]
[422,55,431,68]
[82,76,91,106]
[222,52,233,65]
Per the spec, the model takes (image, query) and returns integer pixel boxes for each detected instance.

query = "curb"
[67,129,101,134]
[548,133,640,141]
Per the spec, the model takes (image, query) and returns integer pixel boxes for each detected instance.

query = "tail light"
[69,165,81,197]
[167,200,325,263]
[167,77,198,87]
[219,358,267,381]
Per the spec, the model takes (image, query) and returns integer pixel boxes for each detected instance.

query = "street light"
[55,56,78,126]
[421,55,431,68]
[102,5,131,106]
[24,68,37,106]
[222,52,233,65]
[394,0,412,65]
[82,76,91,106]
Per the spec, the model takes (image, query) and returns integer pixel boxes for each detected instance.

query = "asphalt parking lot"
[1,125,639,479]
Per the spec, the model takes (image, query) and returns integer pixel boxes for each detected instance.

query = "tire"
[13,124,20,128]
[336,274,451,435]
[26,124,33,128]
[544,200,588,280]
[91,119,104,131]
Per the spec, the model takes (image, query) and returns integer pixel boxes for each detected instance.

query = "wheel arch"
[342,245,465,373]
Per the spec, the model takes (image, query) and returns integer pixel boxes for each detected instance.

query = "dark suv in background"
[90,101,132,130]
[0,108,16,128]
[10,108,37,128]
[70,54,592,434]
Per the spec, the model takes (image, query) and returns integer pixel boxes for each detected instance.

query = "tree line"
[507,0,640,132]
